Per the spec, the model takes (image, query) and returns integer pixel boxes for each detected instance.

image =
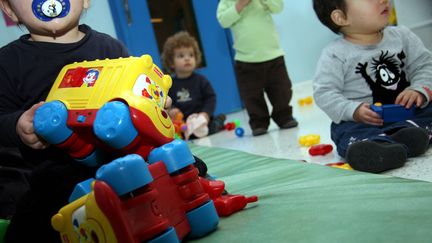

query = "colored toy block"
[299,134,320,147]
[326,162,353,170]
[298,96,313,106]
[370,103,415,123]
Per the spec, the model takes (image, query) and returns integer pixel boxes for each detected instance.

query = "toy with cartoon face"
[82,69,99,87]
[34,55,174,166]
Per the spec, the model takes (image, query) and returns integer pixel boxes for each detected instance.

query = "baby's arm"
[16,102,48,149]
[217,0,249,28]
[313,48,363,124]
[398,26,432,107]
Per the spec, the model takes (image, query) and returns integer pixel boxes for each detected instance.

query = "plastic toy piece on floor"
[299,134,320,147]
[51,140,219,243]
[235,127,245,137]
[298,96,313,106]
[326,162,353,170]
[33,55,175,167]
[370,103,415,123]
[172,111,187,139]
[224,122,236,131]
[199,177,258,217]
[309,144,333,156]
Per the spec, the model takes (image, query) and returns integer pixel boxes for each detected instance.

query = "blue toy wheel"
[33,100,72,144]
[95,154,153,196]
[93,101,138,149]
[68,178,95,203]
[147,139,195,174]
[147,227,179,243]
[186,200,219,238]
[76,148,106,167]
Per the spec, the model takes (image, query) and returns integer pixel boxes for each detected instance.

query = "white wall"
[394,0,432,51]
[0,1,117,46]
[273,0,338,83]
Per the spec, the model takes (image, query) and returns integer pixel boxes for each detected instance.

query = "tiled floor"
[192,81,432,182]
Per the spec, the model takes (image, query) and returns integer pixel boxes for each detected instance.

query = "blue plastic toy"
[370,103,415,123]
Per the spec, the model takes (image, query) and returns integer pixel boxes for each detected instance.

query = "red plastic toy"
[52,141,220,243]
[172,111,187,139]
[308,144,333,156]
[224,122,236,131]
[199,177,258,217]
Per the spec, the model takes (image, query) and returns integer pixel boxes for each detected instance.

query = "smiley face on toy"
[71,205,107,243]
[132,74,171,129]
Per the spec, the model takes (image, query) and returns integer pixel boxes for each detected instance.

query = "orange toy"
[173,111,187,139]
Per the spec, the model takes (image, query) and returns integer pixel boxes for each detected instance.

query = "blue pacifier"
[32,0,70,22]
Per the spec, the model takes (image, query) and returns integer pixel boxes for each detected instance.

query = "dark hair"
[161,31,202,74]
[312,0,347,34]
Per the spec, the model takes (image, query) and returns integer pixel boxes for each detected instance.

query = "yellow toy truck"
[33,55,174,166]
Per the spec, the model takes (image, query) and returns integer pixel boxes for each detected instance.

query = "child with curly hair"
[161,31,225,139]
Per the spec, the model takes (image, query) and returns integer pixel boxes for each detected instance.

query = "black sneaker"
[389,127,429,157]
[252,128,267,136]
[280,119,298,129]
[346,141,407,173]
[208,114,227,134]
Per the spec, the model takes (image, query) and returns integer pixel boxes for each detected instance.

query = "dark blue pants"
[331,104,432,158]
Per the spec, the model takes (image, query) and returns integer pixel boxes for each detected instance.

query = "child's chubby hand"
[165,96,173,110]
[353,103,384,126]
[16,102,49,149]
[236,0,251,12]
[395,89,424,108]
[168,107,181,120]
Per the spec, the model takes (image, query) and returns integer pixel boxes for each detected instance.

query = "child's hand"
[165,96,173,109]
[16,102,49,149]
[353,103,383,126]
[168,108,181,119]
[236,0,251,12]
[395,89,424,108]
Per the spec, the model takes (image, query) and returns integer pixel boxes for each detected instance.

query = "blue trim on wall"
[107,0,161,65]
[192,0,242,114]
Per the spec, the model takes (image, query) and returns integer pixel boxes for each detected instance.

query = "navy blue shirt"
[169,72,216,118]
[0,24,129,163]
